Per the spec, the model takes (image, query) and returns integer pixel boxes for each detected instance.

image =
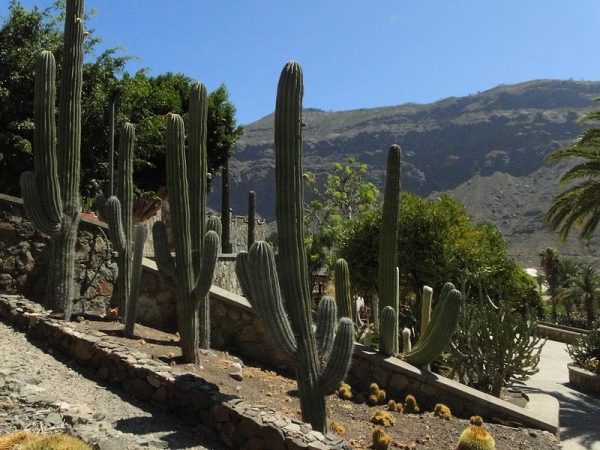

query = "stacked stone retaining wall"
[0,295,349,450]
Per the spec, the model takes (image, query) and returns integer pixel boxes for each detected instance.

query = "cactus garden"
[0,0,577,446]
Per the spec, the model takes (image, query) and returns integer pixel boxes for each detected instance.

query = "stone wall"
[537,322,589,344]
[0,194,116,317]
[0,295,347,450]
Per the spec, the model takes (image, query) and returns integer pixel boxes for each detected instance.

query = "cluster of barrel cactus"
[152,82,220,364]
[235,61,354,434]
[20,0,85,319]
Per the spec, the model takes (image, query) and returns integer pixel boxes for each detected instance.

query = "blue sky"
[3,1,600,125]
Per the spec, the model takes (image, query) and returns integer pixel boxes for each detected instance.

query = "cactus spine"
[405,282,462,367]
[235,62,354,433]
[152,82,219,363]
[377,145,402,355]
[20,0,84,319]
[334,258,352,319]
[247,190,256,250]
[104,123,136,327]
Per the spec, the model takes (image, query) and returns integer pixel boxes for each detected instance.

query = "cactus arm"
[405,287,462,367]
[334,258,353,319]
[403,327,412,353]
[235,251,253,300]
[188,82,208,276]
[315,296,337,361]
[319,317,355,394]
[192,230,220,299]
[105,197,126,252]
[245,242,298,356]
[419,282,455,344]
[207,215,222,239]
[34,51,62,223]
[380,306,398,356]
[421,285,433,334]
[152,220,176,276]
[379,267,400,355]
[57,0,84,213]
[124,224,148,337]
[20,172,62,235]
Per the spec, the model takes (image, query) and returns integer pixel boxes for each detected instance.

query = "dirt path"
[0,320,226,450]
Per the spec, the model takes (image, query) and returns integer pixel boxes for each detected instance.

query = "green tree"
[544,100,600,242]
[0,1,79,194]
[0,2,244,204]
[303,158,379,280]
[337,193,543,315]
[553,258,580,319]
[555,262,600,325]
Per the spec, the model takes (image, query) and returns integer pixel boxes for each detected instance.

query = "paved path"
[522,339,600,450]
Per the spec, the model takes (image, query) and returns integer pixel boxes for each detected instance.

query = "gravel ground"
[0,320,227,450]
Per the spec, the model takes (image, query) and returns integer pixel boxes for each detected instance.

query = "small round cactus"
[470,415,484,427]
[372,426,391,450]
[455,426,495,450]
[434,403,452,420]
[403,394,420,414]
[370,410,396,427]
[330,421,346,436]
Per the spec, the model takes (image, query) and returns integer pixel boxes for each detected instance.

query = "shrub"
[567,327,600,373]
[449,296,546,397]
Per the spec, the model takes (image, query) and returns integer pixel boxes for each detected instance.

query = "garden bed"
[568,363,600,396]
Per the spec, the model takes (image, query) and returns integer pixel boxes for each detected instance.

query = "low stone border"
[0,295,350,450]
[537,322,589,344]
[568,363,600,396]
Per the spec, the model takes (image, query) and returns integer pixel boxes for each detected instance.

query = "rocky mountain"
[207,79,600,268]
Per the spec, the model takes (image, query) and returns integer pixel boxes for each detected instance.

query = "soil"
[75,319,561,450]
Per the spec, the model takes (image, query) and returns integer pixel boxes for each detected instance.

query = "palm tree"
[539,248,560,321]
[553,259,580,319]
[544,103,600,242]
[558,264,600,325]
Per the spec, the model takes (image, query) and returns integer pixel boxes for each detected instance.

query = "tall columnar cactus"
[19,0,84,319]
[152,82,220,363]
[377,145,402,355]
[104,123,135,321]
[221,159,232,253]
[405,282,462,367]
[124,224,148,337]
[235,61,354,434]
[334,258,352,319]
[247,190,256,250]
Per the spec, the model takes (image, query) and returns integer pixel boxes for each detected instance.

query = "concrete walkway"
[521,339,600,449]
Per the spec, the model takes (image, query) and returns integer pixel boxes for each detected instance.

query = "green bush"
[567,327,600,373]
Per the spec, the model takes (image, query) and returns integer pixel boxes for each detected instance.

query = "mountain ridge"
[208,79,600,268]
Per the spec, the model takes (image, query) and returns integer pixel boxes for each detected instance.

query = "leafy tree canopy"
[303,158,379,278]
[544,100,600,242]
[0,1,243,200]
[337,192,543,315]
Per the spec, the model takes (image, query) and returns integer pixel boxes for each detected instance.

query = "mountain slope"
[208,79,600,267]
